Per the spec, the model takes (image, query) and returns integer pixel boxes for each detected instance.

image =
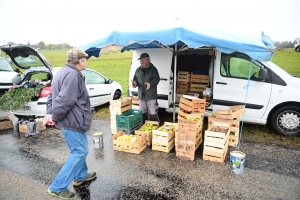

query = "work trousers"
[139,99,159,123]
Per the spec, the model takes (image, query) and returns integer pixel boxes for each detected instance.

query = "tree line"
[7,41,73,50]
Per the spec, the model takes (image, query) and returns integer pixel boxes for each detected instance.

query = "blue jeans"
[49,129,89,192]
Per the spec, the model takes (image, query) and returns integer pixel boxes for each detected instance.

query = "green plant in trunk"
[0,85,45,111]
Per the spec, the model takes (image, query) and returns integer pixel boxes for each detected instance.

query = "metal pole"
[172,44,178,122]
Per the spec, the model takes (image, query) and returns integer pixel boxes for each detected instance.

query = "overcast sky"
[0,0,299,47]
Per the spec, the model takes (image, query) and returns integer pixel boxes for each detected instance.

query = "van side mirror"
[258,68,268,81]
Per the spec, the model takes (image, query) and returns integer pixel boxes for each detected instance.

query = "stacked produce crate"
[203,125,230,163]
[131,96,140,110]
[177,95,206,119]
[152,122,177,153]
[208,105,245,147]
[190,73,209,93]
[176,71,190,95]
[109,97,132,134]
[176,113,204,160]
[112,131,146,154]
[135,120,159,146]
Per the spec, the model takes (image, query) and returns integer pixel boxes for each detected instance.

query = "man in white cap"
[45,49,96,199]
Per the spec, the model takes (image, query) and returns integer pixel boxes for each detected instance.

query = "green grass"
[40,48,300,149]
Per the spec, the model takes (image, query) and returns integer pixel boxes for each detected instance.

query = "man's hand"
[132,81,137,88]
[43,114,55,126]
[145,82,151,90]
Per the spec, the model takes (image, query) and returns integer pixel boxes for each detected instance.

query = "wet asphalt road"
[0,112,299,200]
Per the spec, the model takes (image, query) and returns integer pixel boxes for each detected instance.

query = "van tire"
[270,106,300,136]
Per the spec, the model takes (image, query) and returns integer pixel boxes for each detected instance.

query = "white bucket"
[230,151,246,174]
[92,132,103,148]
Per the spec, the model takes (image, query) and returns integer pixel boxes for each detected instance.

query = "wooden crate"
[215,105,245,119]
[131,96,139,105]
[176,81,190,94]
[203,125,229,163]
[135,120,159,145]
[110,97,132,107]
[177,71,190,82]
[203,143,228,163]
[229,127,239,147]
[179,95,206,113]
[19,121,46,133]
[0,116,13,130]
[190,83,207,92]
[190,73,209,84]
[152,137,175,153]
[109,104,132,115]
[113,131,146,154]
[208,113,240,128]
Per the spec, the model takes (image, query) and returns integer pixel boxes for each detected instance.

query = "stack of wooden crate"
[176,113,204,160]
[190,73,209,93]
[208,105,245,147]
[131,96,140,110]
[176,71,190,94]
[152,122,177,153]
[203,124,230,163]
[177,95,206,119]
[109,97,132,134]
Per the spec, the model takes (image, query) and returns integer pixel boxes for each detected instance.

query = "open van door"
[129,48,173,109]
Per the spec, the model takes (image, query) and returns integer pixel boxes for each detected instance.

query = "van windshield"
[0,58,14,71]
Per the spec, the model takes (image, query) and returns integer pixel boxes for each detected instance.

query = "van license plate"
[22,106,31,111]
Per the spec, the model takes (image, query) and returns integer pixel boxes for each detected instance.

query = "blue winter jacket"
[46,64,92,132]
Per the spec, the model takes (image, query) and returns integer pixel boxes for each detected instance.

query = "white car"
[0,45,122,118]
[0,56,18,96]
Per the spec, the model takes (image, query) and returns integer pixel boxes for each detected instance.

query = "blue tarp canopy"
[80,26,276,61]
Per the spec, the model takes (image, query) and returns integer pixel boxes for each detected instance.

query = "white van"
[129,48,300,136]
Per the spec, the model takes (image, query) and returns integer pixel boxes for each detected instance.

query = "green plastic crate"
[116,109,143,130]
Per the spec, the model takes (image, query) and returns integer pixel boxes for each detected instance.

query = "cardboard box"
[19,121,46,133]
[0,116,13,130]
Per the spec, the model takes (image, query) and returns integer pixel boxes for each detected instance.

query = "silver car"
[0,45,122,118]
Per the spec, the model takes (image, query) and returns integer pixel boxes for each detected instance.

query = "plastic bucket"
[92,132,103,148]
[230,151,246,174]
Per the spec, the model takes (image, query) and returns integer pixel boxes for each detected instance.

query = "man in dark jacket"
[45,49,96,199]
[132,53,160,123]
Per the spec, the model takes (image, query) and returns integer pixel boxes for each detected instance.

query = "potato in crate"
[135,120,159,145]
[113,131,146,154]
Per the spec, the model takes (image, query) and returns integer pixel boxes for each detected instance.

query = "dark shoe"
[73,172,97,186]
[47,188,75,199]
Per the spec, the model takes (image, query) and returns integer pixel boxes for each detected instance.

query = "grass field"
[40,48,300,149]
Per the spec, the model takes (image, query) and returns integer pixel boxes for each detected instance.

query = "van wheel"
[270,106,300,136]
[113,90,122,100]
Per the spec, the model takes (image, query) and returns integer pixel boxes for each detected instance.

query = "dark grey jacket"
[133,63,160,100]
[46,64,92,132]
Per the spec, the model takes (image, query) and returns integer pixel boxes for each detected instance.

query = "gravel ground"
[0,112,299,200]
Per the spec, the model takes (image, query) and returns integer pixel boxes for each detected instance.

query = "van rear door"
[129,48,173,109]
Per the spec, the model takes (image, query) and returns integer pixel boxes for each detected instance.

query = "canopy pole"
[172,44,178,123]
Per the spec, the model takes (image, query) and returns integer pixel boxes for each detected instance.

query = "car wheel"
[113,90,122,100]
[296,46,300,52]
[270,106,300,136]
